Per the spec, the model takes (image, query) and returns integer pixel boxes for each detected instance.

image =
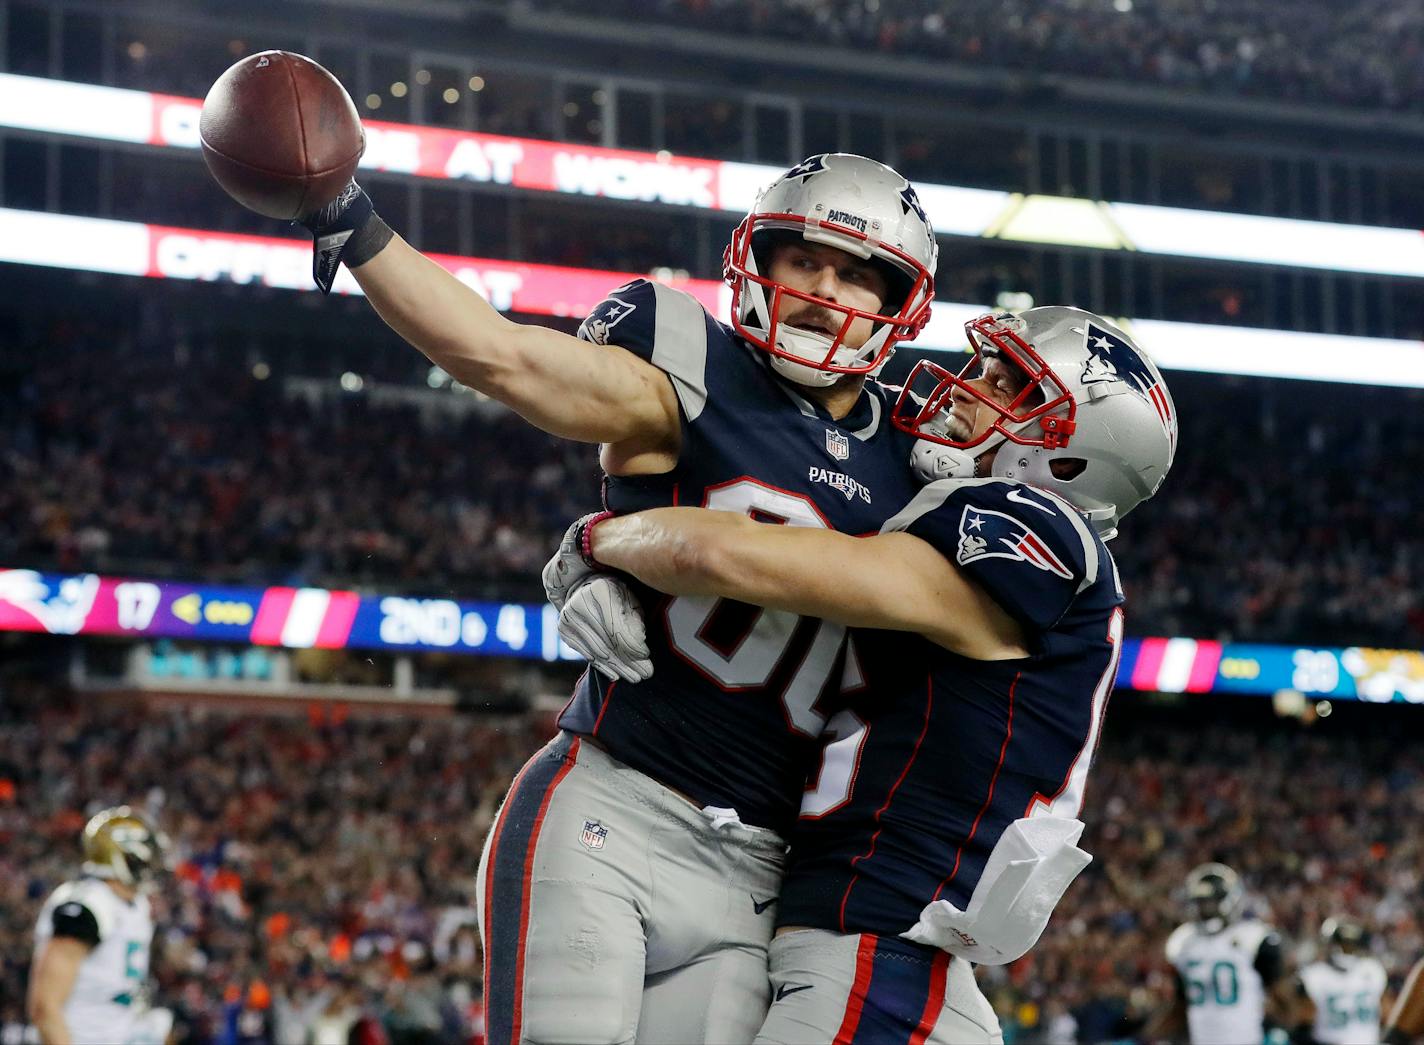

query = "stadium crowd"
[0,688,1419,1044]
[533,0,1424,112]
[3,317,1422,649]
[62,0,1424,115]
[0,319,595,602]
[0,683,550,1045]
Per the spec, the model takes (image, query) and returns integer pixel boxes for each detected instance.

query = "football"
[199,50,365,221]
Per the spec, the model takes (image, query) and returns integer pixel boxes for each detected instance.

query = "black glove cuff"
[302,183,392,294]
[344,213,393,269]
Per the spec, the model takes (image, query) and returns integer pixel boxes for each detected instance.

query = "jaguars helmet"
[81,806,168,886]
[894,307,1177,540]
[724,153,938,387]
[1184,862,1244,933]
[1320,917,1369,965]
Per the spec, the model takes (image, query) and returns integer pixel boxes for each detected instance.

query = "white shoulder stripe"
[774,379,819,418]
[879,476,972,534]
[650,283,710,421]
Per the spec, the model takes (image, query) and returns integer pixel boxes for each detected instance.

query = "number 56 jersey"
[558,278,921,834]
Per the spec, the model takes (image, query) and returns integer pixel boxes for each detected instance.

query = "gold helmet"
[81,806,168,885]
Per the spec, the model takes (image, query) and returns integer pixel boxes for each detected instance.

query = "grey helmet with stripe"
[723,153,938,387]
[893,307,1177,540]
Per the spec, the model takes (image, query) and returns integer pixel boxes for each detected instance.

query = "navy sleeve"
[577,279,711,424]
[50,901,101,946]
[883,479,1096,631]
[577,279,661,358]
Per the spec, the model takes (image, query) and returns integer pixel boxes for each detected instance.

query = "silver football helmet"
[1184,862,1244,933]
[81,805,169,886]
[1320,917,1369,966]
[894,307,1177,539]
[724,153,938,387]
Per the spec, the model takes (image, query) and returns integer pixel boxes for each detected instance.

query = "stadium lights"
[2,72,1423,279]
[3,566,1422,703]
[3,206,1423,388]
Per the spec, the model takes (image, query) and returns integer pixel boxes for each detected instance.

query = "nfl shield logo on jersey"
[579,819,608,850]
[825,429,850,461]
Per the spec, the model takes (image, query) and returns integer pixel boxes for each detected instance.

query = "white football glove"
[559,575,653,683]
[542,512,608,612]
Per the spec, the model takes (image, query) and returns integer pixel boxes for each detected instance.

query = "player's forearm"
[591,508,872,619]
[27,1003,72,1045]
[593,509,1025,656]
[350,238,667,443]
[591,510,762,600]
[1387,957,1424,1039]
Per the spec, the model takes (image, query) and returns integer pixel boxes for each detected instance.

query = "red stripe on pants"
[908,952,952,1045]
[832,933,880,1045]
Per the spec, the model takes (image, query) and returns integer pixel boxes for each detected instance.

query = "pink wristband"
[578,510,616,569]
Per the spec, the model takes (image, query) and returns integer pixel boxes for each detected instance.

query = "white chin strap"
[911,439,977,482]
[764,326,892,388]
[769,329,843,387]
[911,427,1011,483]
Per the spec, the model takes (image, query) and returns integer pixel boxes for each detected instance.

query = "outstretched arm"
[1386,956,1424,1043]
[588,508,1027,659]
[349,238,680,450]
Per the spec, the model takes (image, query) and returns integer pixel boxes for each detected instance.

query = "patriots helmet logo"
[900,185,929,224]
[956,504,1073,579]
[781,155,828,184]
[1081,322,1174,438]
[577,294,637,346]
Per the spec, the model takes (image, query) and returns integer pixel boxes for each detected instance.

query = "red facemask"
[723,213,935,376]
[892,313,1077,450]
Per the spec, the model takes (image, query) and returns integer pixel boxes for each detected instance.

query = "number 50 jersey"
[558,278,921,834]
[1166,919,1280,1045]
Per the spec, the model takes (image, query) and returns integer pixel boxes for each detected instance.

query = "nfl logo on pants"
[580,819,608,850]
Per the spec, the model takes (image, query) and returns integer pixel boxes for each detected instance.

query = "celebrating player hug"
[13,11,1422,1045]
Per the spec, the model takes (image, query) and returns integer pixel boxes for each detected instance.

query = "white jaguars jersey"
[32,877,154,1044]
[1165,920,1272,1045]
[1301,957,1387,1045]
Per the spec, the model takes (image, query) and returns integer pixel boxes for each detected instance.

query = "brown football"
[200,50,365,221]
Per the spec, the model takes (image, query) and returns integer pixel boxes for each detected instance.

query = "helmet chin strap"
[912,439,985,482]
[764,319,893,388]
[769,343,842,387]
[911,402,1013,483]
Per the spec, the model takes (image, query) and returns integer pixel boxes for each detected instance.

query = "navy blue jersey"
[779,477,1125,935]
[557,279,922,833]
